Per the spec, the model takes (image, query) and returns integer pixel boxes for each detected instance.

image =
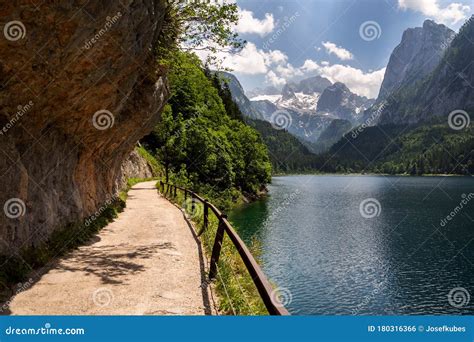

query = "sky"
[212,0,473,98]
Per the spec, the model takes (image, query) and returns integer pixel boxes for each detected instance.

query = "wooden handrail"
[159,181,290,316]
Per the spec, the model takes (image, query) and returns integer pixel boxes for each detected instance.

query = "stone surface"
[377,19,455,102]
[115,149,154,190]
[0,0,169,254]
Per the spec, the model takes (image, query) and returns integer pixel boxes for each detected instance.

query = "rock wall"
[0,0,169,254]
[115,149,154,191]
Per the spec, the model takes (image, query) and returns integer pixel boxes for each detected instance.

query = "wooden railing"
[159,181,290,316]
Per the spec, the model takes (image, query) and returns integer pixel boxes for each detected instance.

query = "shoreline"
[272,172,472,177]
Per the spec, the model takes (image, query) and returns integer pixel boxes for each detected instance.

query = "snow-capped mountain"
[250,76,332,113]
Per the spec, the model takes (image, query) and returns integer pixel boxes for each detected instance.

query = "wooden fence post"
[198,200,209,237]
[209,216,226,279]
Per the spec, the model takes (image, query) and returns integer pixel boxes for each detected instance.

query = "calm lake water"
[229,175,474,315]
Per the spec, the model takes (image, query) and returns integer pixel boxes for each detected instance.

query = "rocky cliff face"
[317,82,374,123]
[379,16,474,124]
[218,71,262,120]
[377,19,455,101]
[0,0,168,254]
[115,149,154,191]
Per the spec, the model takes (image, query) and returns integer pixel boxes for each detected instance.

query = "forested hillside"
[322,116,474,174]
[141,52,271,206]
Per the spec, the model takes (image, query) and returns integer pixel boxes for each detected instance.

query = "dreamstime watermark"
[3,20,26,41]
[268,190,300,220]
[351,101,386,139]
[92,110,115,130]
[447,287,470,308]
[270,109,292,130]
[270,287,293,308]
[3,198,26,219]
[359,198,381,219]
[92,287,114,307]
[84,194,119,226]
[83,12,122,50]
[5,323,85,336]
[262,12,300,50]
[439,193,474,227]
[359,21,382,41]
[182,198,203,219]
[0,101,34,136]
[1,278,34,312]
[351,281,385,315]
[448,109,470,130]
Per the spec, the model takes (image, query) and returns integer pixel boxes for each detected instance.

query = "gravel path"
[7,181,216,315]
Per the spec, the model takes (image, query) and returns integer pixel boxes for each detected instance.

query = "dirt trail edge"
[8,181,216,315]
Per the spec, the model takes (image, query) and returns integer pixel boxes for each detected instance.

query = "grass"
[136,145,163,176]
[158,182,268,315]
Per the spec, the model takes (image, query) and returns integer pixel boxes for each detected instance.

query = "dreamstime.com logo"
[83,12,122,50]
[439,193,474,227]
[447,287,470,308]
[92,288,114,307]
[359,21,382,41]
[84,194,119,226]
[351,101,387,139]
[270,109,292,130]
[271,287,293,308]
[0,101,34,136]
[3,20,26,41]
[182,198,203,219]
[359,198,381,219]
[262,12,300,50]
[3,198,26,219]
[92,110,115,130]
[5,323,85,336]
[448,109,470,130]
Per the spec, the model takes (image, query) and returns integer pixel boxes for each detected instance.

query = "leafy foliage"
[157,0,244,68]
[248,120,325,173]
[142,52,272,206]
[321,116,474,175]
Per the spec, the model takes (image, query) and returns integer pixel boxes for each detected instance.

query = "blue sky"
[219,0,473,98]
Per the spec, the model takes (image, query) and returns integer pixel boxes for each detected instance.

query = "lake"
[229,175,474,315]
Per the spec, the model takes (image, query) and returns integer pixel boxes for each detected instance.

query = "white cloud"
[266,70,286,86]
[195,42,288,75]
[301,59,320,73]
[236,9,275,36]
[264,50,288,65]
[221,43,268,74]
[321,41,354,61]
[318,65,386,99]
[398,0,471,24]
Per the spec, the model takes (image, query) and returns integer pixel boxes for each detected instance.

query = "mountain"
[378,16,474,124]
[321,17,474,175]
[252,76,332,113]
[317,82,374,123]
[251,98,334,144]
[377,19,455,102]
[216,72,322,171]
[248,75,374,150]
[314,119,352,153]
[248,120,324,172]
[246,86,280,98]
[321,118,474,175]
[217,71,262,120]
